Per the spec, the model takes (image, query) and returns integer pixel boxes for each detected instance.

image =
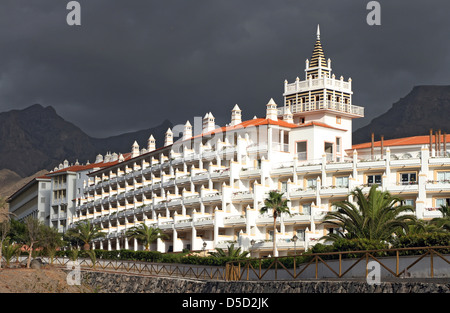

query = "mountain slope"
[0,104,172,177]
[353,85,450,144]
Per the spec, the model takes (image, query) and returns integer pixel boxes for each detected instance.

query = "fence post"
[396,250,399,277]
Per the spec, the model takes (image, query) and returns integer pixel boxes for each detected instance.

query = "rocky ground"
[0,266,95,293]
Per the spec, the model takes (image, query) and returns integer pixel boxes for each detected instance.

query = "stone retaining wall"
[80,270,450,293]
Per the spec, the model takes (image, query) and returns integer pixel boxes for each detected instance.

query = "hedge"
[391,232,450,255]
[34,233,450,267]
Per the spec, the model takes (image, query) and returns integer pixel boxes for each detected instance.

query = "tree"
[40,225,65,264]
[321,185,417,243]
[22,216,44,268]
[209,243,249,258]
[259,191,291,257]
[65,220,105,250]
[0,197,13,268]
[431,204,450,232]
[125,223,167,251]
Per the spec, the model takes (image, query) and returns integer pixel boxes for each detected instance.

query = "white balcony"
[277,100,364,118]
[223,214,246,226]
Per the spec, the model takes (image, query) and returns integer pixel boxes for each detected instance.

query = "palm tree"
[209,243,249,258]
[1,238,21,268]
[321,185,417,243]
[259,190,291,257]
[431,204,450,231]
[65,220,105,250]
[125,223,167,251]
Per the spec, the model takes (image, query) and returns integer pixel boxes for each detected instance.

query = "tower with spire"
[280,24,363,124]
[278,25,365,161]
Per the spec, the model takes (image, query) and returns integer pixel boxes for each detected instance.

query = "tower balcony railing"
[284,76,352,95]
[277,100,364,117]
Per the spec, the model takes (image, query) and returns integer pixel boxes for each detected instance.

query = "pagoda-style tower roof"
[309,25,327,68]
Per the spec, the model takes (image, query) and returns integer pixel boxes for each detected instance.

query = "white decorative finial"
[317,24,320,40]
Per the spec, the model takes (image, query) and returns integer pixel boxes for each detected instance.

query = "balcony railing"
[277,100,364,117]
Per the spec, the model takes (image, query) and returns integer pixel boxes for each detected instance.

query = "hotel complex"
[8,27,449,257]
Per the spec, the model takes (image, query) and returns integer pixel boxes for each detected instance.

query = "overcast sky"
[0,0,449,138]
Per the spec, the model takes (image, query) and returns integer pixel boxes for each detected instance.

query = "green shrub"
[391,233,450,255]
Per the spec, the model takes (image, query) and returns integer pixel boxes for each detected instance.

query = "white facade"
[63,28,450,257]
[8,176,51,223]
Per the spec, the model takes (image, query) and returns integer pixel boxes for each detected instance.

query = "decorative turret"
[183,120,193,140]
[230,104,242,126]
[131,141,140,158]
[202,112,215,133]
[147,134,156,152]
[283,106,293,124]
[95,154,103,163]
[266,98,278,121]
[165,128,173,146]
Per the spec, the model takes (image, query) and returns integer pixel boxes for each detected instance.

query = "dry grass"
[0,266,95,293]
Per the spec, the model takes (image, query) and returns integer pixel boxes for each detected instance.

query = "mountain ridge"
[353,85,450,144]
[0,104,172,177]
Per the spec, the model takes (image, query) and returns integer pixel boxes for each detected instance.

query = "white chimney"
[202,112,215,133]
[230,104,242,126]
[183,120,193,140]
[266,98,278,121]
[148,134,156,152]
[283,106,294,124]
[165,128,173,146]
[131,141,139,158]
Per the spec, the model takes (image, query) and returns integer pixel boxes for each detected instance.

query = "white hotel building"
[10,27,449,257]
[66,27,450,257]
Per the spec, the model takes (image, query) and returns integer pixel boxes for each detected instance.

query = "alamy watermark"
[66,1,81,26]
[66,260,81,286]
[366,260,381,285]
[367,1,381,26]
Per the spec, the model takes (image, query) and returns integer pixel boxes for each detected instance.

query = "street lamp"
[292,234,298,255]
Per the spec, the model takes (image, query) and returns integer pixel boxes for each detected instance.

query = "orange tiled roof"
[181,117,299,142]
[351,135,449,150]
[48,152,132,175]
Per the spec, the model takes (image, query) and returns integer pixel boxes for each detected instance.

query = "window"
[324,142,333,161]
[302,204,311,215]
[41,183,46,189]
[281,181,288,193]
[402,199,415,207]
[296,229,305,241]
[336,137,342,154]
[367,174,382,186]
[336,116,341,124]
[437,171,450,182]
[436,198,450,207]
[400,172,417,185]
[297,141,307,160]
[306,178,317,189]
[40,197,46,204]
[335,176,349,188]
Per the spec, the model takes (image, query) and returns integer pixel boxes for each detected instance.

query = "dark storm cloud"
[0,0,449,138]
